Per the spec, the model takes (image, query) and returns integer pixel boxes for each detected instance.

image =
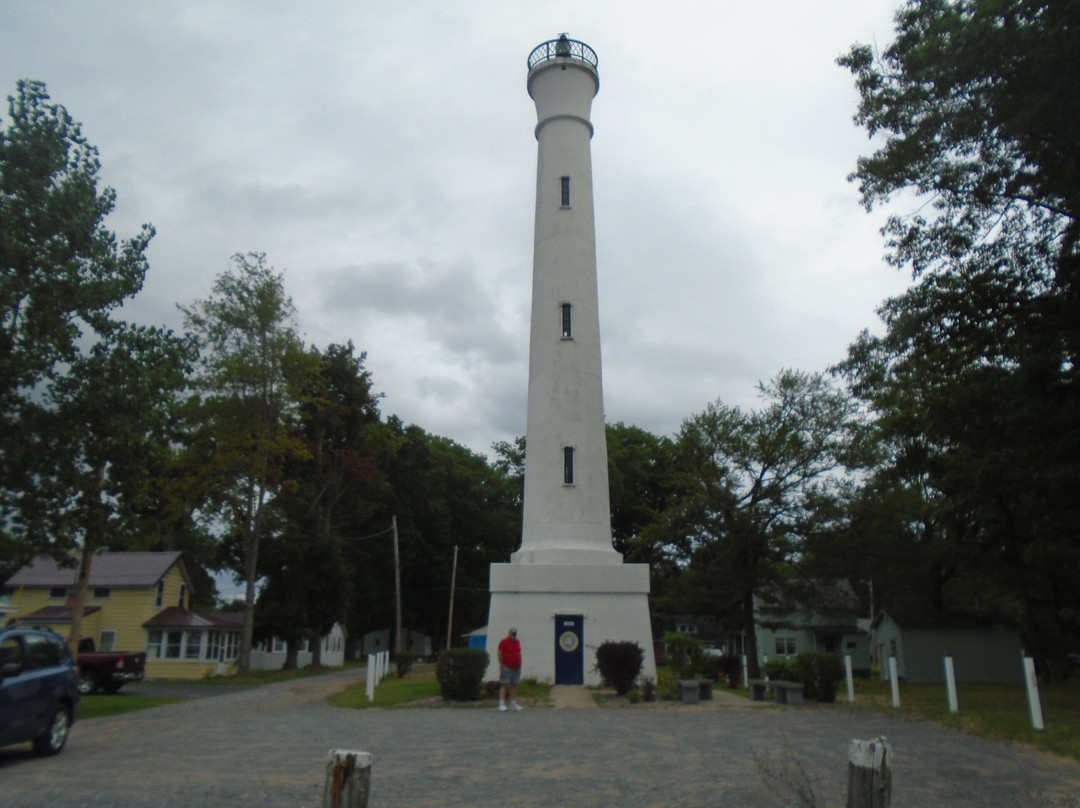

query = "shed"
[872,610,1024,684]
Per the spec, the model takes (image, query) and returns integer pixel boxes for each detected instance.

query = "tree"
[0,80,192,649]
[839,0,1080,675]
[670,370,865,677]
[40,325,193,647]
[180,252,312,674]
[1,79,154,550]
[258,342,384,667]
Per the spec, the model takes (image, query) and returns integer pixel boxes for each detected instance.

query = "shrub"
[794,652,844,703]
[664,632,704,679]
[762,658,799,681]
[436,648,488,701]
[394,651,416,678]
[641,677,656,702]
[703,654,742,688]
[594,641,644,695]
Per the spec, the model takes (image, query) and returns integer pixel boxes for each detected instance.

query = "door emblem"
[559,631,580,652]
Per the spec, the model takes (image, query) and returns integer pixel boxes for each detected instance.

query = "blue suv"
[0,626,80,756]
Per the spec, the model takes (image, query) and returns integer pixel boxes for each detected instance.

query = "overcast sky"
[3,1,913,458]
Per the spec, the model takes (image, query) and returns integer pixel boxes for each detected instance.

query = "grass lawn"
[329,663,552,709]
[79,694,184,720]
[848,677,1080,762]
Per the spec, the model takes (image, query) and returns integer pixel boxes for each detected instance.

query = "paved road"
[2,667,1078,808]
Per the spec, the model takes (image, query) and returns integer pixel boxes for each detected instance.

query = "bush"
[762,658,799,681]
[394,651,416,678]
[664,632,704,679]
[594,641,644,695]
[436,648,488,701]
[703,654,742,688]
[794,652,844,703]
[641,677,656,702]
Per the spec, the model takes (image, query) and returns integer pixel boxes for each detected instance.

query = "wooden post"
[323,749,372,808]
[446,545,458,650]
[392,515,403,654]
[847,737,891,808]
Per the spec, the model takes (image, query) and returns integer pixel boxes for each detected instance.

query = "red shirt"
[498,636,522,669]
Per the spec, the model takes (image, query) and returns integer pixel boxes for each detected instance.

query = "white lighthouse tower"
[486,35,656,686]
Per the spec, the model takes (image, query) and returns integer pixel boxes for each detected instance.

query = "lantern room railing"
[527,36,598,70]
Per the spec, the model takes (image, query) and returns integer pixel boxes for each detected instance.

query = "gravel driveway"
[2,666,1078,808]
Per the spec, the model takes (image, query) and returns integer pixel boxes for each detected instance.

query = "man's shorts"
[499,665,521,685]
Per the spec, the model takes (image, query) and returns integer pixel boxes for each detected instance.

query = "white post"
[762,654,769,681]
[943,655,958,714]
[741,654,748,687]
[365,654,375,701]
[845,654,856,703]
[1023,656,1045,731]
[888,656,900,708]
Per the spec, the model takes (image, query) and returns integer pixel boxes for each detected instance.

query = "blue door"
[554,614,583,685]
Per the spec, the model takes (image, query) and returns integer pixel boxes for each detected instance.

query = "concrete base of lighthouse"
[485,562,656,687]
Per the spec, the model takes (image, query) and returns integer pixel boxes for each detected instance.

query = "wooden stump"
[847,737,891,808]
[323,749,373,808]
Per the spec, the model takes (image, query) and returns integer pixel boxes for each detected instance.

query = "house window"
[155,581,164,608]
[146,630,163,658]
[178,584,187,609]
[560,176,570,206]
[563,446,575,485]
[206,631,222,662]
[99,630,117,653]
[775,638,797,656]
[164,630,183,659]
[561,303,573,338]
[93,587,110,599]
[273,638,286,653]
[184,631,203,660]
[49,587,68,599]
[224,632,239,660]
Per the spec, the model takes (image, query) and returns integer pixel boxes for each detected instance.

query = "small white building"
[250,622,347,670]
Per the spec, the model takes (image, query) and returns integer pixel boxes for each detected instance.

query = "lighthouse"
[486,35,656,686]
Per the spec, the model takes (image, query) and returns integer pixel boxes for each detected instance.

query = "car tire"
[33,706,71,756]
[78,671,99,695]
[103,682,123,695]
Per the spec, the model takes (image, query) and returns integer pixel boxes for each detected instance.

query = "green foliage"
[435,648,488,701]
[762,653,843,703]
[762,658,798,681]
[180,252,314,673]
[394,651,416,678]
[669,371,866,678]
[703,654,742,688]
[594,641,644,696]
[838,0,1080,675]
[664,633,704,679]
[0,80,165,560]
[794,652,844,704]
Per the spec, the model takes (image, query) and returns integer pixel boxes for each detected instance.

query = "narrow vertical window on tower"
[560,176,570,207]
[561,302,573,339]
[563,446,575,485]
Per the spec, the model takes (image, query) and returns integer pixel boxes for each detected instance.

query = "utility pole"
[392,515,403,654]
[446,545,459,650]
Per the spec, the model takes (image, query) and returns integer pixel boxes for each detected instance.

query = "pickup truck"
[76,639,146,695]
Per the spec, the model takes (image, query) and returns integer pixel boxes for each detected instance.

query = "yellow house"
[4,551,241,680]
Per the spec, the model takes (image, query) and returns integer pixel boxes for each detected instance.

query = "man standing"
[497,627,523,712]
